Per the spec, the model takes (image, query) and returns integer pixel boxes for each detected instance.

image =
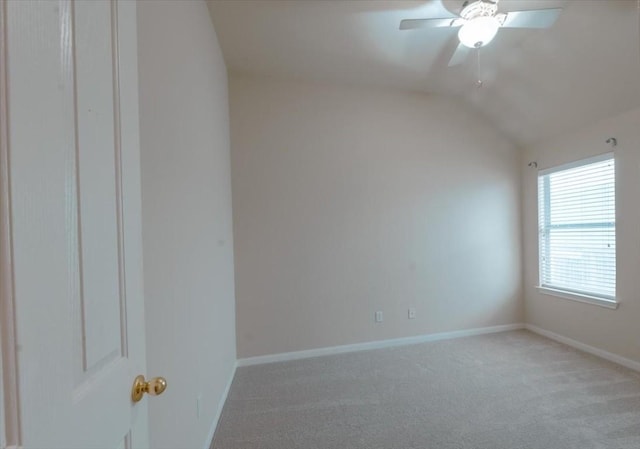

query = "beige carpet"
[211,330,640,449]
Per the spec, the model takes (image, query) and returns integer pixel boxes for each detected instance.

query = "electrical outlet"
[375,311,383,323]
[408,308,416,319]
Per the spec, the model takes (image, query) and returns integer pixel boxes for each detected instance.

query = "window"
[537,153,616,308]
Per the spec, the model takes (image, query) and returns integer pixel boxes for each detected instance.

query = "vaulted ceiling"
[208,0,640,146]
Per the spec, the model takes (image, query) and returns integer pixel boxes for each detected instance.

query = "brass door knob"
[131,375,167,403]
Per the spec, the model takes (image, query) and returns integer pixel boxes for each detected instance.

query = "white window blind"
[538,154,615,300]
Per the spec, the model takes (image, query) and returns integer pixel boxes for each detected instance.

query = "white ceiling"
[208,0,640,146]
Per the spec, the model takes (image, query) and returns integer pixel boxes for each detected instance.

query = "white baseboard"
[237,323,525,367]
[203,361,237,449]
[525,324,640,373]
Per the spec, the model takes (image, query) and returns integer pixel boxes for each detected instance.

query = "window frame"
[536,153,618,310]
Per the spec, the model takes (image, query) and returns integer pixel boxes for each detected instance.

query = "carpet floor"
[211,330,640,449]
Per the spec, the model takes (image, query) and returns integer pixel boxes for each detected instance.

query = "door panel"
[75,0,123,374]
[2,1,148,447]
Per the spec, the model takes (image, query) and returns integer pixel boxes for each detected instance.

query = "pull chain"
[476,47,483,88]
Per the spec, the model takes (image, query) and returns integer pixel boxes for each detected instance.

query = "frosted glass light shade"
[458,16,500,48]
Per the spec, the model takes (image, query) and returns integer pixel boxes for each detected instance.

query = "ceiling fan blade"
[501,8,562,29]
[448,43,471,67]
[400,18,464,30]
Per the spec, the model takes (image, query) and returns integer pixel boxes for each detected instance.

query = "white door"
[1,1,152,447]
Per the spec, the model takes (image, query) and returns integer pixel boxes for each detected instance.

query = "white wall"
[137,2,236,448]
[230,76,523,358]
[523,107,640,363]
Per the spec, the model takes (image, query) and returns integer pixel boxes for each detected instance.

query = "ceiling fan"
[400,0,563,67]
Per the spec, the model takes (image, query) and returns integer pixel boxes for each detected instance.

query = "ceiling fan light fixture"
[458,16,500,48]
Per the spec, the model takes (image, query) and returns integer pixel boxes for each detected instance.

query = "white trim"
[538,152,613,176]
[536,286,619,310]
[203,362,237,449]
[237,323,525,367]
[0,1,20,446]
[526,324,640,373]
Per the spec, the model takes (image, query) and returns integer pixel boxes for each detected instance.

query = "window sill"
[536,286,619,310]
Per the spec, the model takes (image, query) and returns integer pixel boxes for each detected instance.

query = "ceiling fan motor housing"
[460,0,498,21]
